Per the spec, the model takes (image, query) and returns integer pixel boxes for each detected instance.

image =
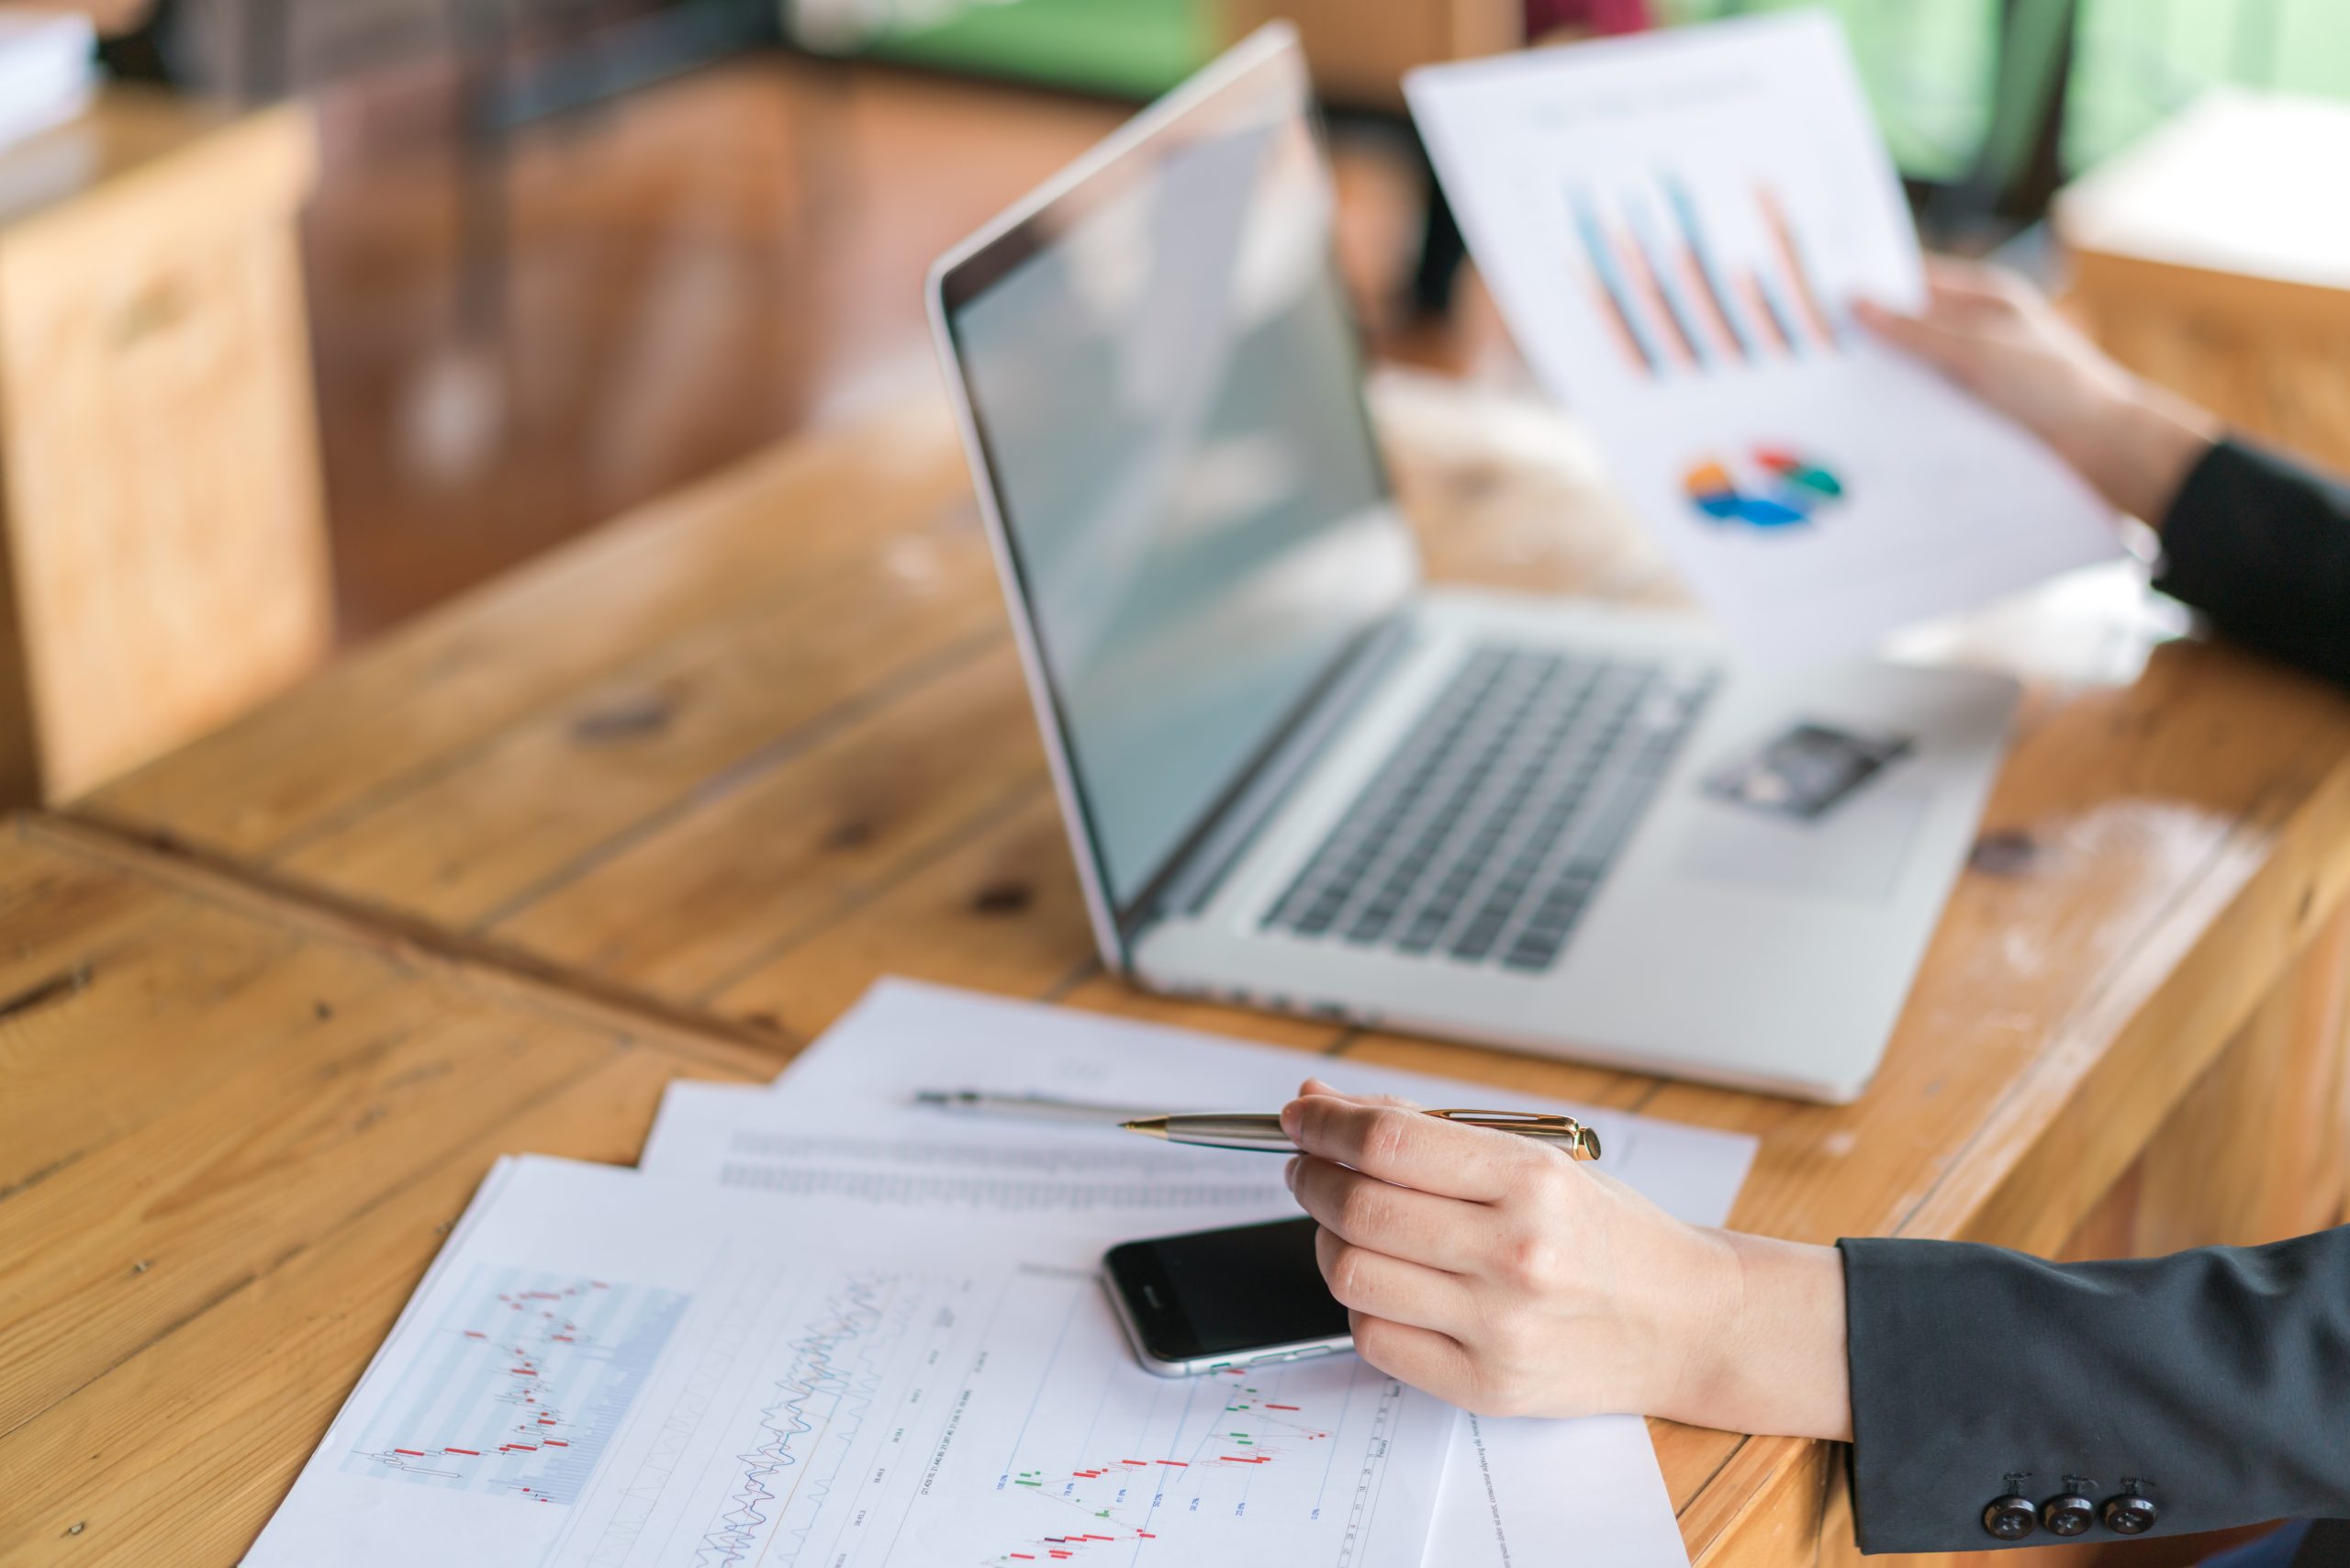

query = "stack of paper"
[250,979,1758,1566]
[0,11,95,152]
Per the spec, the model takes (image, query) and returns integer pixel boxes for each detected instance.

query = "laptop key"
[1264,644,1714,970]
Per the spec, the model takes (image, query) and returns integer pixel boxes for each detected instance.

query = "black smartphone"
[1102,1216,1353,1377]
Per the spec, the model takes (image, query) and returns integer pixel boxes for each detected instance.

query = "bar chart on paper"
[1571,173,1846,378]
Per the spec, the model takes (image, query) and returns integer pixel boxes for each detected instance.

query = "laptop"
[925,25,2017,1103]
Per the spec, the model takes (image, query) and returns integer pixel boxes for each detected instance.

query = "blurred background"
[4,0,2348,798]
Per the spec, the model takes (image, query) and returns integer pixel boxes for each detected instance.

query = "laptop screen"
[942,46,1415,915]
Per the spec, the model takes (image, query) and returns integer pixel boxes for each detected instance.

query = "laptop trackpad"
[1672,780,1930,904]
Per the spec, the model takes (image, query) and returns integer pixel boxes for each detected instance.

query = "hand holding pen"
[1278,1077,1852,1441]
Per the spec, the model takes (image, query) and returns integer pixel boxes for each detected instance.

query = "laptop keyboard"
[1261,646,1717,973]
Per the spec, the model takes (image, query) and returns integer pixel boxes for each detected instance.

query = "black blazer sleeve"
[2155,439,2350,689]
[1837,1230,2350,1553]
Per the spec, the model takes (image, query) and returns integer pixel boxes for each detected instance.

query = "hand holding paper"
[1406,13,2123,663]
[1853,258,2221,524]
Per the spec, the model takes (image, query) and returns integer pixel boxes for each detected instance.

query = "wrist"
[1658,1231,1852,1441]
[2057,381,2221,525]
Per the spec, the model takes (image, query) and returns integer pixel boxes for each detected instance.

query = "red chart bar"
[1755,185,1837,349]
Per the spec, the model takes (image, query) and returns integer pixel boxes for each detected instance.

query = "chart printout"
[637,979,1754,1566]
[244,1157,1451,1568]
[1406,13,2121,664]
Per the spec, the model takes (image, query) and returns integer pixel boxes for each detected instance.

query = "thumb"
[1854,299,1979,384]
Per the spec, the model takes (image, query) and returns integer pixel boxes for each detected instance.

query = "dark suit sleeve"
[1837,1230,2350,1553]
[2155,439,2350,689]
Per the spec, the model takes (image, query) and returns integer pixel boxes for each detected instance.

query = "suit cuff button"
[2102,1494,2160,1535]
[2042,1490,2097,1537]
[1983,1495,2037,1540]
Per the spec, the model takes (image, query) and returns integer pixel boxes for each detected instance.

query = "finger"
[1296,1077,1420,1111]
[1315,1226,1475,1334]
[1920,255,2026,310]
[1346,1312,1481,1406]
[1289,1157,1489,1273]
[1281,1093,1534,1201]
[1852,300,1982,384]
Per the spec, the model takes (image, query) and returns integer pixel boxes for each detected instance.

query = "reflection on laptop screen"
[950,94,1415,911]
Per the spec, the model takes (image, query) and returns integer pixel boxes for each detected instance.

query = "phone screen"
[1104,1217,1349,1369]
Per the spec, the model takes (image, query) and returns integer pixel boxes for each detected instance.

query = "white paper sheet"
[1405,13,2121,665]
[248,1157,1454,1568]
[640,979,1758,1567]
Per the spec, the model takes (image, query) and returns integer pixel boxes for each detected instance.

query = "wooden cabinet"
[0,91,330,803]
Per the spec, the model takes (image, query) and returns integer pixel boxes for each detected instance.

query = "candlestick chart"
[344,1269,687,1506]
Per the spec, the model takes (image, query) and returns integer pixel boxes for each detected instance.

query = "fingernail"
[1283,1157,1299,1192]
[1281,1101,1303,1139]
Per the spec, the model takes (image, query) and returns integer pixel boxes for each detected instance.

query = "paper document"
[641,980,1761,1567]
[249,1157,1453,1568]
[647,978,1755,1230]
[1406,12,2121,663]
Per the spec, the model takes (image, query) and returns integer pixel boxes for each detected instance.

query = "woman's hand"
[1854,259,2217,526]
[1282,1081,1852,1439]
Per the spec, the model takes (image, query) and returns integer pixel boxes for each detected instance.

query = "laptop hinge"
[1129,612,1416,939]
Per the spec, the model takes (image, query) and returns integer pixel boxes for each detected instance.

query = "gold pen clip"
[1426,1109,1601,1160]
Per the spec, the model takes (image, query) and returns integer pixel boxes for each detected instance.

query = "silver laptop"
[925,26,2016,1103]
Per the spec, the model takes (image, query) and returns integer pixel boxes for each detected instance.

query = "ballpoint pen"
[913,1089,1165,1125]
[1122,1108,1601,1160]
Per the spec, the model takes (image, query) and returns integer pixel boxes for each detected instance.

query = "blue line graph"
[698,1271,905,1567]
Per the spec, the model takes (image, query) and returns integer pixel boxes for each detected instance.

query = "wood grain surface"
[0,815,775,1564]
[42,372,2350,1563]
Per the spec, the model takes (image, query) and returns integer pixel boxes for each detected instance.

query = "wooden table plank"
[84,398,972,860]
[271,508,1006,933]
[1,1047,711,1566]
[492,639,1048,1006]
[53,374,2350,1564]
[0,818,774,1563]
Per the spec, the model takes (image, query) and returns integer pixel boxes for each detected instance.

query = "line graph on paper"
[344,1268,687,1505]
[912,1266,1415,1568]
[980,1358,1403,1568]
[561,1261,978,1568]
[691,1270,929,1567]
[551,1258,1439,1568]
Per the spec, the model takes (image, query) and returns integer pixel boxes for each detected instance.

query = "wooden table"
[0,815,772,1564]
[14,374,2350,1565]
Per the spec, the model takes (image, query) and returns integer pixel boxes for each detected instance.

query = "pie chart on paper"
[1683,447,1845,529]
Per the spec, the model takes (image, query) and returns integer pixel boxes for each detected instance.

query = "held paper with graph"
[1406,11,2121,664]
